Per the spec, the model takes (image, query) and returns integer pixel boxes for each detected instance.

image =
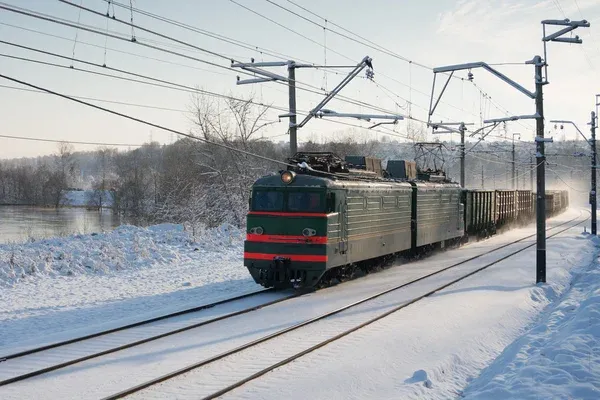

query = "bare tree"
[183,91,276,227]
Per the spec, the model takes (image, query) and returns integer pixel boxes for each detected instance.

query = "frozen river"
[0,206,119,243]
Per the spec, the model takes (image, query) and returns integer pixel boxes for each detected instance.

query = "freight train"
[243,152,569,289]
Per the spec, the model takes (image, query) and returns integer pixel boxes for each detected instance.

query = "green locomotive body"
[244,162,464,288]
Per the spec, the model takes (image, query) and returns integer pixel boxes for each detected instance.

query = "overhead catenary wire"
[6,0,535,134]
[0,3,260,78]
[236,0,487,120]
[0,74,418,182]
[0,73,294,167]
[52,0,495,133]
[0,49,289,114]
[0,45,414,142]
[277,0,529,123]
[0,22,233,77]
[0,49,414,142]
[102,0,351,79]
[5,3,418,126]
[547,166,590,193]
[3,1,537,146]
[54,1,425,119]
[551,0,598,74]
[0,84,277,128]
[107,0,500,123]
[0,133,142,147]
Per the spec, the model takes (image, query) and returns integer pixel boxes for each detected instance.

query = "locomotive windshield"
[251,190,325,212]
[253,190,284,211]
[287,192,322,212]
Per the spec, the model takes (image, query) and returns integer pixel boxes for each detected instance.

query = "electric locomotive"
[243,152,464,289]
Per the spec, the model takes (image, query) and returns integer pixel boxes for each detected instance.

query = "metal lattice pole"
[535,57,546,283]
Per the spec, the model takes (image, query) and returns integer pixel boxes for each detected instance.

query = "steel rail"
[0,288,275,362]
[0,289,307,386]
[101,211,580,400]
[203,212,587,399]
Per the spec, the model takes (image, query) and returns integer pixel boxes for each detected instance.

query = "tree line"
[0,93,592,229]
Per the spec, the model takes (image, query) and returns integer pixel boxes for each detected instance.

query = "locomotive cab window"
[252,190,284,211]
[287,192,324,212]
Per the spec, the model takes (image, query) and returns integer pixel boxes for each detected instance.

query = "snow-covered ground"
[0,207,598,399]
[197,208,600,400]
[462,235,600,400]
[0,223,259,352]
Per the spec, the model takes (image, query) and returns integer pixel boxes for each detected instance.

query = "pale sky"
[0,0,599,159]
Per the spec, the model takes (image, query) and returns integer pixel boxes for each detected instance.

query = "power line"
[0,133,142,147]
[103,0,351,79]
[244,0,537,130]
[57,0,482,132]
[573,0,600,67]
[0,74,419,182]
[0,45,413,142]
[228,0,352,64]
[57,0,233,64]
[7,3,413,125]
[0,21,232,78]
[551,0,597,74]
[0,84,191,112]
[282,0,432,70]
[59,1,416,119]
[279,0,527,124]
[0,73,294,166]
[0,46,409,145]
[0,46,288,113]
[0,3,255,77]
[547,166,589,193]
[0,50,413,144]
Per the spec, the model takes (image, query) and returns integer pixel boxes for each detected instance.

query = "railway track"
[96,212,586,400]
[0,288,303,386]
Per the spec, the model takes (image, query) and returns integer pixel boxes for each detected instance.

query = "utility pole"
[427,121,473,187]
[530,154,534,191]
[512,138,516,189]
[481,164,484,189]
[232,57,399,157]
[512,133,520,189]
[460,122,466,188]
[427,17,588,285]
[534,57,547,283]
[288,63,297,155]
[550,117,597,235]
[591,110,597,235]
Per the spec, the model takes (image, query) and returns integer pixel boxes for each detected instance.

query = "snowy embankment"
[462,235,600,400]
[0,223,259,351]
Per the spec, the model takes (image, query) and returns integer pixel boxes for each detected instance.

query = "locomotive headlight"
[281,170,296,184]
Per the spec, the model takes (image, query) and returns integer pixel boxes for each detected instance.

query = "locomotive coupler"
[272,256,291,285]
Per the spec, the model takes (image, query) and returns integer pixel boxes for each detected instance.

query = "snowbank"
[0,223,243,287]
[461,234,600,400]
[0,222,258,351]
